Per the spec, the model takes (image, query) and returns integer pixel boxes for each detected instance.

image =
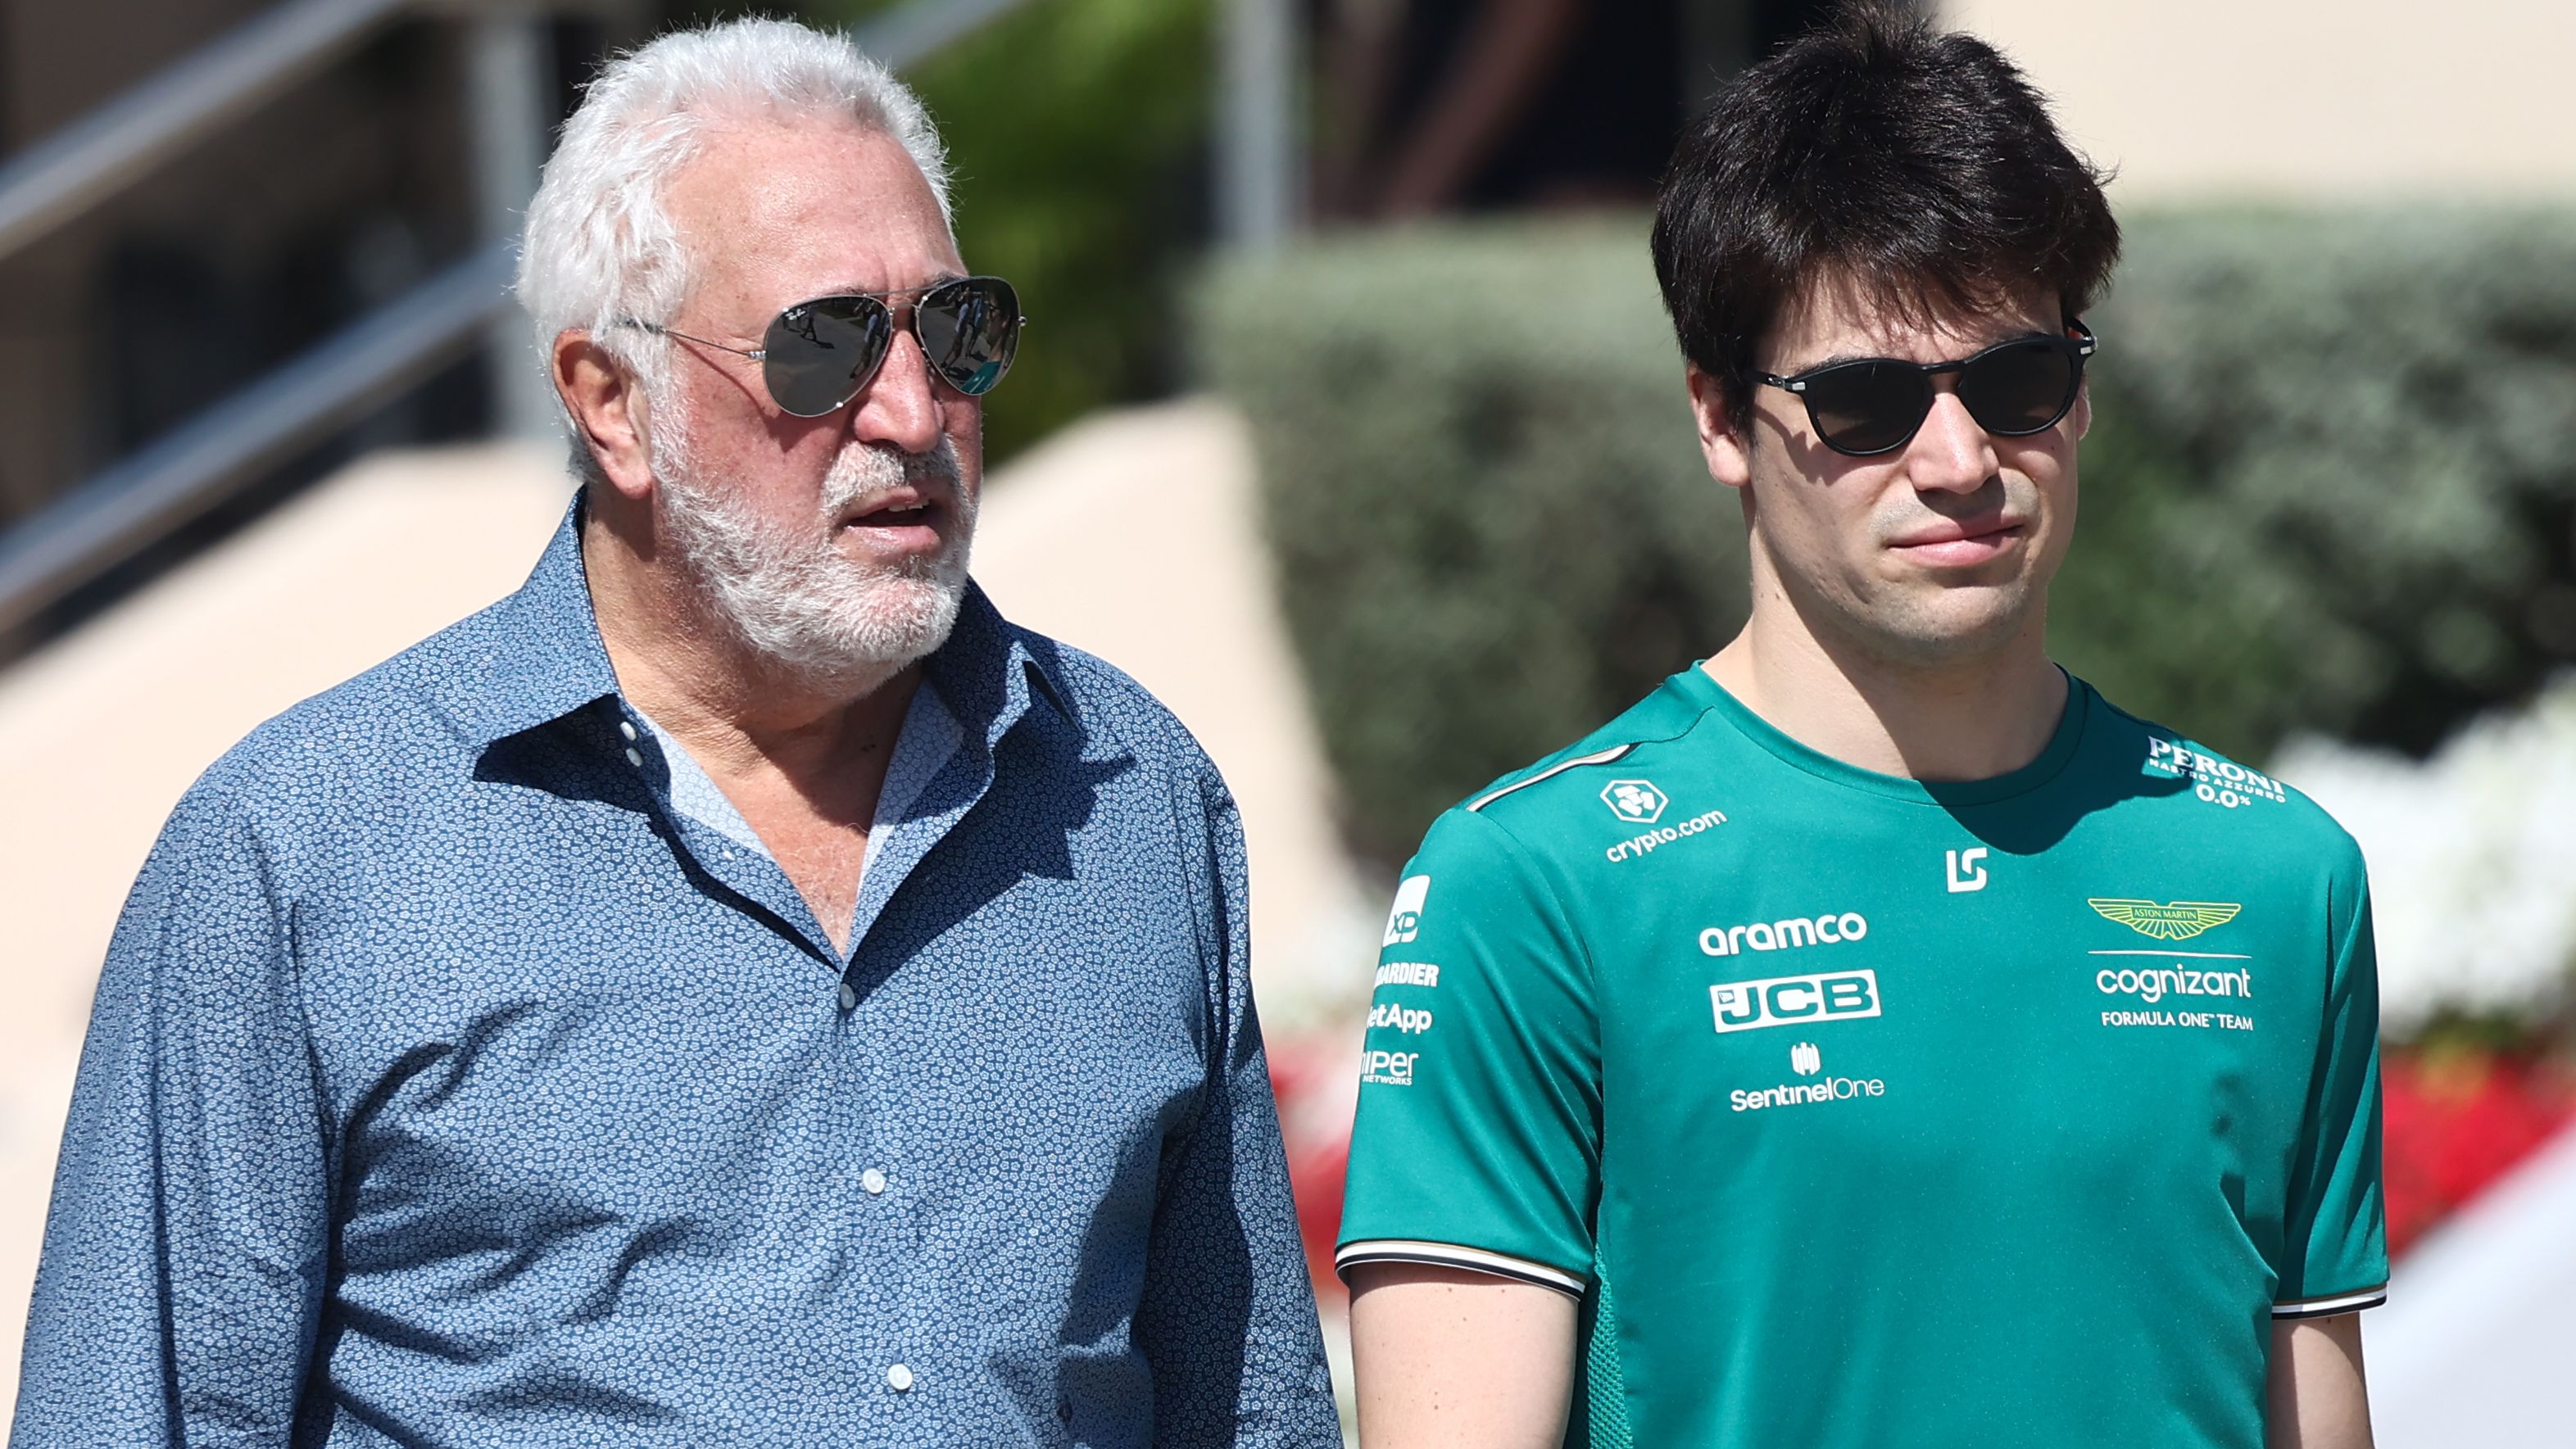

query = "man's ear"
[1686,365,1753,490]
[554,330,657,500]
[2070,378,2093,442]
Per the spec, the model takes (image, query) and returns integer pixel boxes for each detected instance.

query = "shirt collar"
[456,493,1064,752]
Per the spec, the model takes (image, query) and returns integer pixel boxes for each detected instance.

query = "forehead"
[1765,270,2059,370]
[661,116,962,323]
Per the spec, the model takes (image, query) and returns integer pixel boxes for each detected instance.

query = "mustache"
[823,440,964,515]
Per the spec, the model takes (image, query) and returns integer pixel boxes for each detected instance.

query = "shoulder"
[1008,624,1227,793]
[1442,672,1732,843]
[2086,685,2368,886]
[179,601,524,845]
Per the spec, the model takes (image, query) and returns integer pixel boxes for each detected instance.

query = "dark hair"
[1650,3,2120,429]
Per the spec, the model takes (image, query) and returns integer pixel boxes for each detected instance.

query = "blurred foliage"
[1196,216,1750,864]
[2057,211,2576,760]
[815,0,1214,460]
[1199,211,2576,869]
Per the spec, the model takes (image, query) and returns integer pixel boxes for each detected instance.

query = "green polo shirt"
[1337,666,2386,1449]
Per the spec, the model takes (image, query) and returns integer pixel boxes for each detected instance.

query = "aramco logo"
[1789,1042,1821,1076]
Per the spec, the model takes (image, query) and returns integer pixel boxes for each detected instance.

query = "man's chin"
[1853,581,2039,663]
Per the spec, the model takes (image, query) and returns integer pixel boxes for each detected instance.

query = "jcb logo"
[1710,970,1883,1035]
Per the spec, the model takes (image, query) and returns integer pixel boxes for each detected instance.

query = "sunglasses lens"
[1801,361,1933,455]
[916,277,1021,396]
[763,298,893,416]
[1959,337,2079,436]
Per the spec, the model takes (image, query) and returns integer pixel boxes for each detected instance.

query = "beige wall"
[1942,0,2576,201]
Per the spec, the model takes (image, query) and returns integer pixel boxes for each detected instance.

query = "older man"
[13,19,1338,1447]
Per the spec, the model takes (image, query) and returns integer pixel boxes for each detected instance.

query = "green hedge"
[1199,211,2576,868]
[1198,219,1749,863]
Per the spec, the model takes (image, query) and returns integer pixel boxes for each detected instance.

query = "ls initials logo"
[1946,847,1989,894]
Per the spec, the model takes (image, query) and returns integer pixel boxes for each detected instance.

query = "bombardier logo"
[2088,899,2243,940]
[1711,970,1883,1034]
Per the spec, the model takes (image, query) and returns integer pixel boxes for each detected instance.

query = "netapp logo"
[1710,971,1883,1035]
[1698,912,1868,956]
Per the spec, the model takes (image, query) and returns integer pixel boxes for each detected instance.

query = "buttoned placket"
[608,675,1028,1424]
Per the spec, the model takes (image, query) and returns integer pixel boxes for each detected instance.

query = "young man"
[1336,11,2383,1448]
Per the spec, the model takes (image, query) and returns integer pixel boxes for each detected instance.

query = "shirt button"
[624,747,644,767]
[837,983,858,1011]
[887,1363,914,1392]
[862,1168,887,1195]
[619,719,638,741]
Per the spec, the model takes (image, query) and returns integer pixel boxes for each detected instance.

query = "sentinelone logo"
[1730,1041,1886,1112]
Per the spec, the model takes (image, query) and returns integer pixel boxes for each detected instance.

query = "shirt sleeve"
[2273,854,2389,1317]
[1336,806,1600,1294]
[1132,772,1341,1448]
[12,783,333,1444]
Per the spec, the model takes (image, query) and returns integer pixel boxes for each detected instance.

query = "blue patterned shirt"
[14,503,1340,1448]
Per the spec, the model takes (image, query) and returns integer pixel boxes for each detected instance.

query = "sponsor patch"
[1381,876,1431,946]
[2088,899,2243,940]
[1710,969,1883,1034]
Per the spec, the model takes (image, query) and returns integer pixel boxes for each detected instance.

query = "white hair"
[516,17,951,458]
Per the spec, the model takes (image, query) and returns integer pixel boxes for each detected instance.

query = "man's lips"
[1886,518,2025,567]
[838,490,947,550]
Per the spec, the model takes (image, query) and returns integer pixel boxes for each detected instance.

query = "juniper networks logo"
[1600,779,1668,824]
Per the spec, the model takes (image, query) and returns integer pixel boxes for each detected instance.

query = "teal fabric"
[1340,666,2386,1448]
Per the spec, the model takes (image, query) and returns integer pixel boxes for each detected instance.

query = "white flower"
[2272,675,2576,1035]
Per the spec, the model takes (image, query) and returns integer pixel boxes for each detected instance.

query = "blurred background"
[1,0,2570,1439]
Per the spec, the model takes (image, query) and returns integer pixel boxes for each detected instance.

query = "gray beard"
[648,405,975,692]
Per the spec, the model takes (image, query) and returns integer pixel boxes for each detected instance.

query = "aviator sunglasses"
[1759,320,2096,457]
[627,275,1023,417]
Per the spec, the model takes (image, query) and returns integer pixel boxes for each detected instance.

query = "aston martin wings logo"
[2088,899,2243,940]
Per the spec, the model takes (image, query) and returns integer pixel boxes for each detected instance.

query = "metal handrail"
[0,0,1041,643]
[0,0,414,264]
[0,246,517,636]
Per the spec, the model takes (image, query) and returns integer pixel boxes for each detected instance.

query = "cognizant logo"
[1699,911,1867,956]
[1604,808,1728,863]
[2096,966,2252,1004]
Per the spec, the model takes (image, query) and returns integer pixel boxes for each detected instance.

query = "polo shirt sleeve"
[1336,806,1600,1295]
[2273,852,2389,1318]
[15,781,333,1444]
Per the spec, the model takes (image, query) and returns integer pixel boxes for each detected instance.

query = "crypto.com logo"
[1600,779,1668,825]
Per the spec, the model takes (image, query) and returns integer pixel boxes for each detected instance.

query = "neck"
[581,508,918,798]
[1707,574,2066,784]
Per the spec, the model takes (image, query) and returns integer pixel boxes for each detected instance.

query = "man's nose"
[1906,387,1998,493]
[850,329,947,454]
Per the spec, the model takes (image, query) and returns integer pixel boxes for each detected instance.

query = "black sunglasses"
[628,275,1023,417]
[1758,320,2096,457]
